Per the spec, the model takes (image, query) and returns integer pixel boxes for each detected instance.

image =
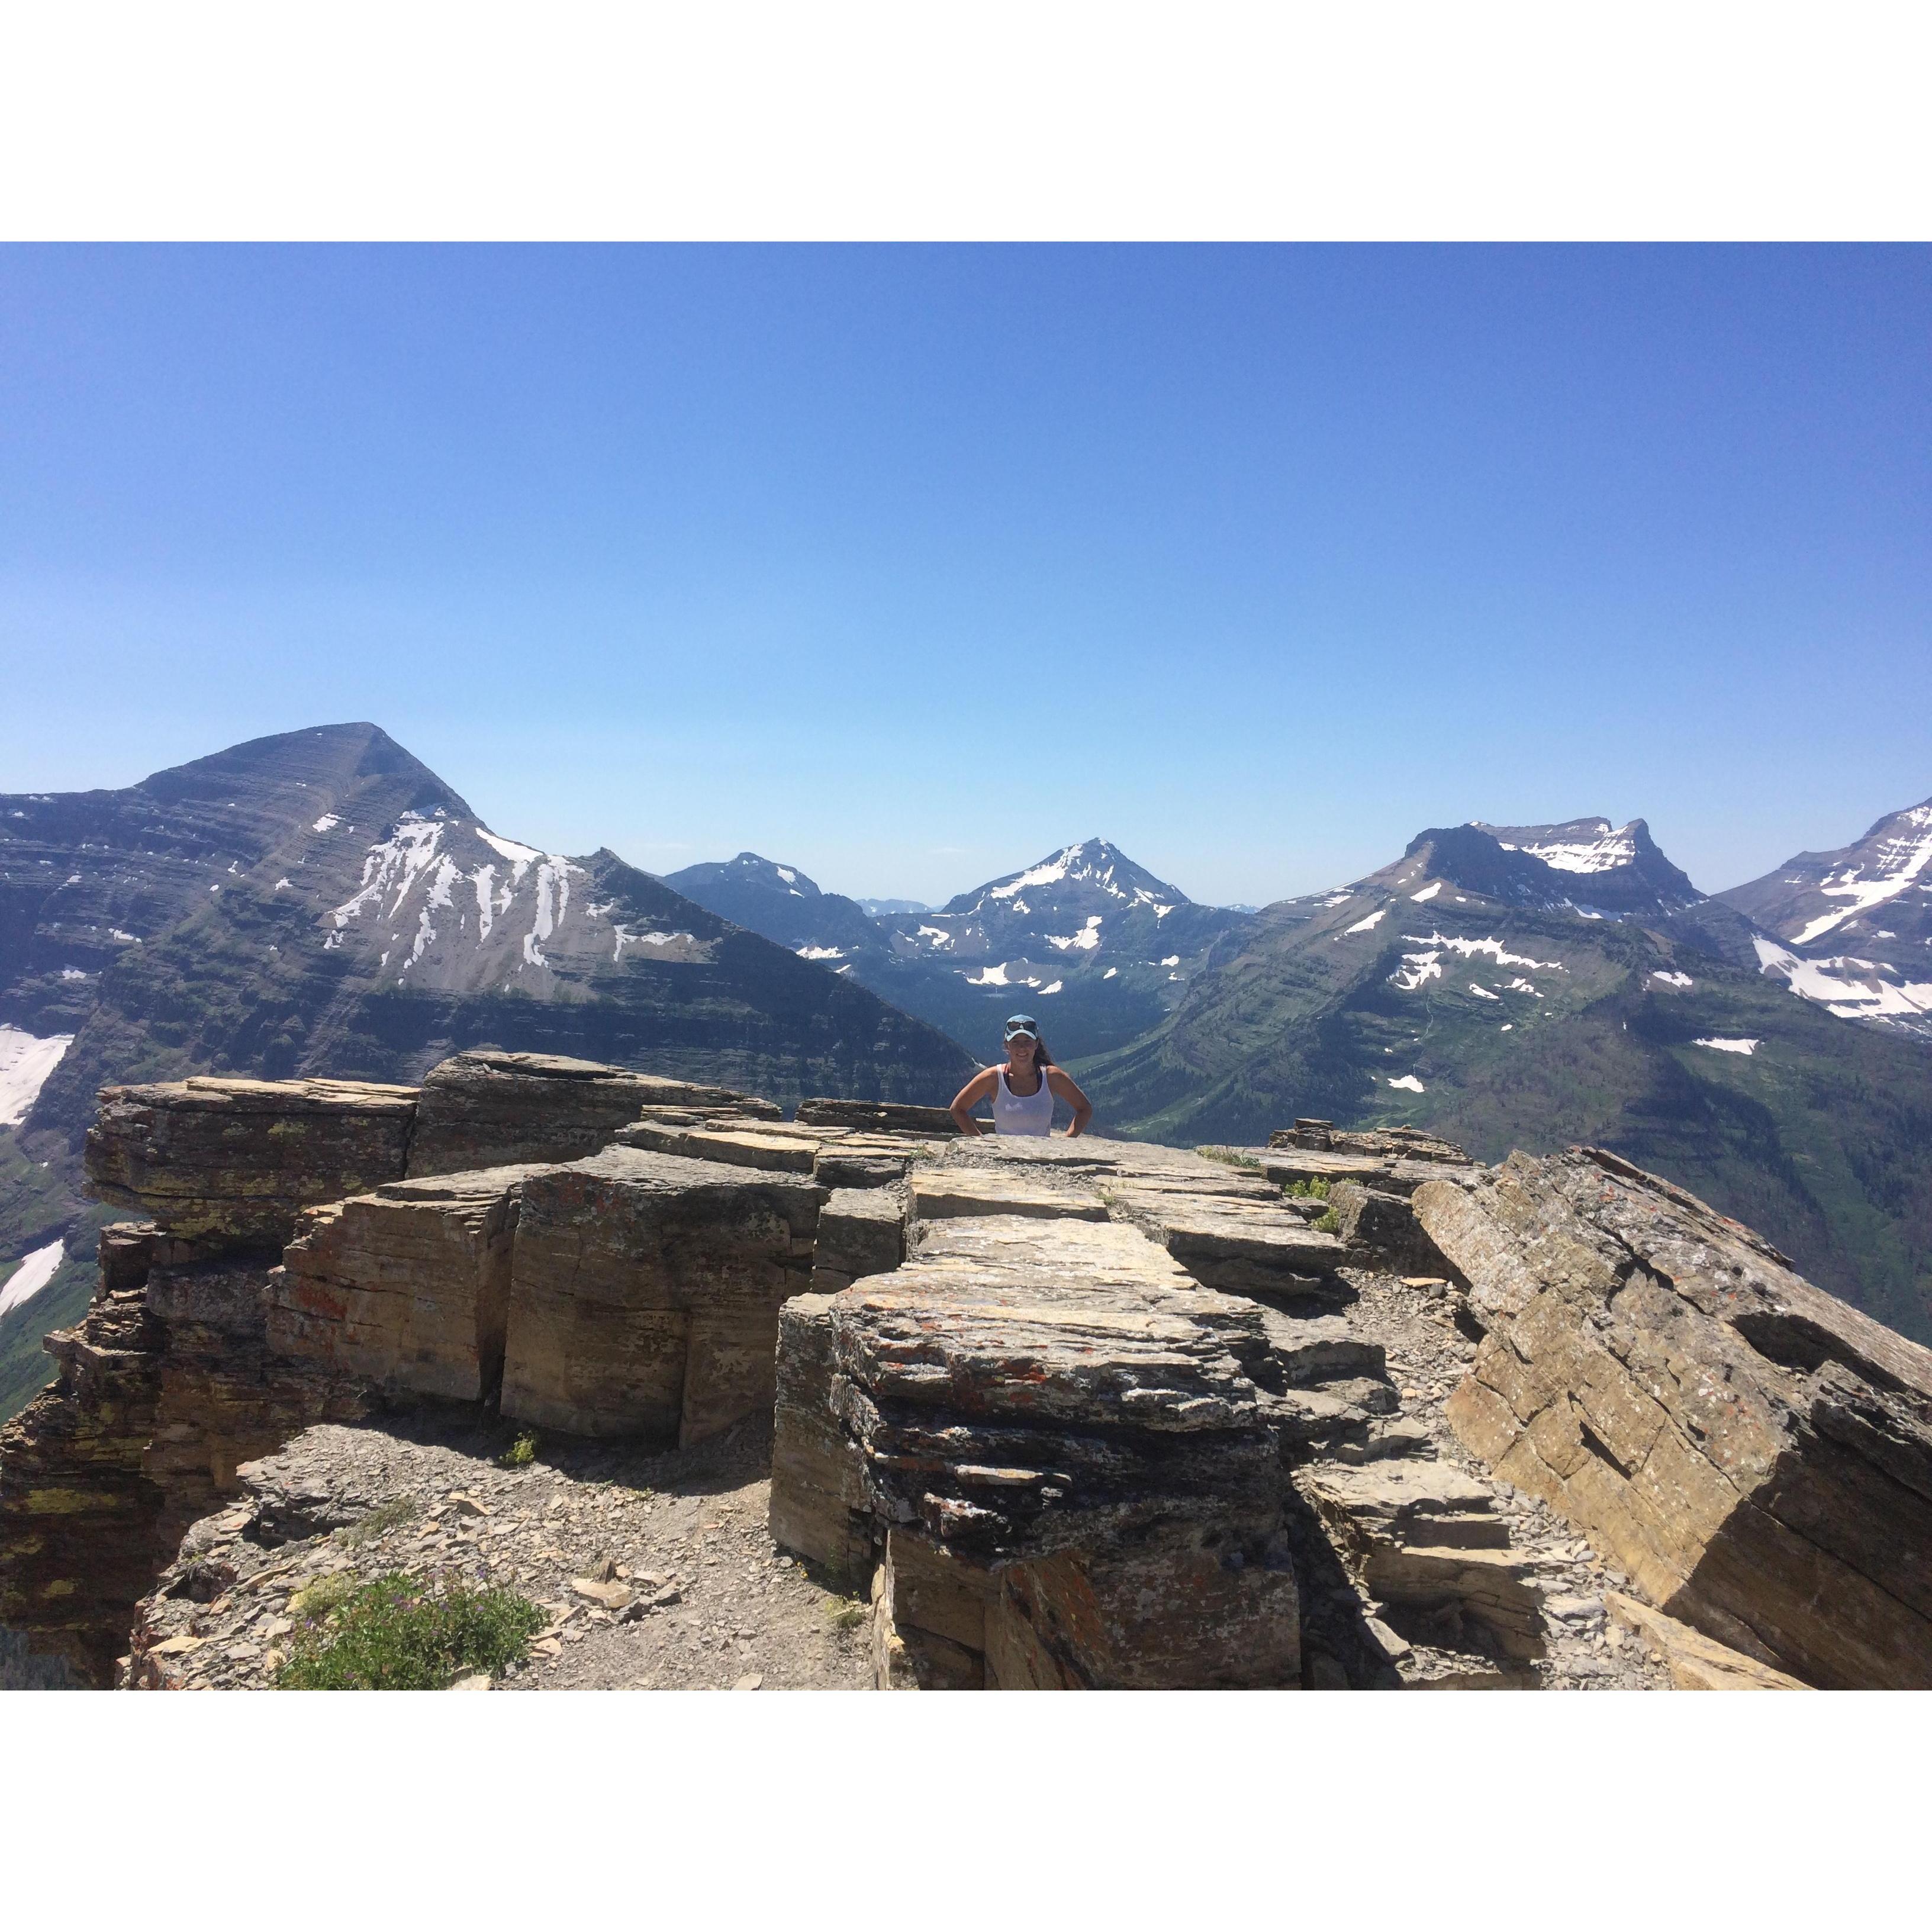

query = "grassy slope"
[1077,906,1932,1343]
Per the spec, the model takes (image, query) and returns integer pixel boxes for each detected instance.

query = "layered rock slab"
[810,1186,907,1294]
[406,1050,774,1178]
[269,1165,553,1402]
[1415,1146,1932,1689]
[85,1076,418,1248]
[771,1212,1300,1689]
[793,1099,960,1136]
[501,1146,822,1448]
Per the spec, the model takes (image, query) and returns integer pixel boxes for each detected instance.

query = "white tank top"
[993,1062,1055,1136]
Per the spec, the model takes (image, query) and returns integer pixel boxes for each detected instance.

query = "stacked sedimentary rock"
[270,1165,549,1402]
[500,1147,823,1447]
[7,1052,802,1682]
[1270,1119,1469,1165]
[777,1210,1302,1689]
[0,1076,424,1680]
[764,1134,1576,1690]
[793,1098,961,1135]
[809,1186,907,1293]
[1415,1147,1932,1689]
[0,1238,174,1684]
[406,1050,776,1177]
[1327,1180,1461,1281]
[86,1076,418,1247]
[23,1046,1932,1696]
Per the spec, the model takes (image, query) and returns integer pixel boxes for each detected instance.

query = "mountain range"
[4,726,1930,1413]
[666,806,1932,1346]
[671,839,1247,1062]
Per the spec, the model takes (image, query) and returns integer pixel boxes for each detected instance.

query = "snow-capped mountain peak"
[1400,817,1699,917]
[1718,793,1932,1038]
[947,839,1190,919]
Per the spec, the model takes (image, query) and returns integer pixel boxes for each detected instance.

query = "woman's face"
[1006,1031,1038,1065]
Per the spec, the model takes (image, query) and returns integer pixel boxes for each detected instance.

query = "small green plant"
[1312,1208,1341,1235]
[1196,1145,1261,1171]
[277,1573,545,1690]
[1285,1177,1331,1201]
[288,1569,361,1621]
[498,1429,539,1468]
[336,1495,420,1548]
[827,1599,870,1634]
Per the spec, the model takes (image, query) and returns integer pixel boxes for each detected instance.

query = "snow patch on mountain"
[1495,819,1637,874]
[1388,1074,1425,1093]
[331,815,446,929]
[477,827,542,879]
[0,1026,73,1125]
[1344,908,1387,935]
[990,854,1075,900]
[1754,936,1932,1025]
[1390,951,1442,991]
[1695,1037,1759,1055]
[1405,932,1566,972]
[0,1238,66,1319]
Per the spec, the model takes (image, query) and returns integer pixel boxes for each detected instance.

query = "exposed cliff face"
[0,1225,371,1685]
[1415,1147,1932,1689]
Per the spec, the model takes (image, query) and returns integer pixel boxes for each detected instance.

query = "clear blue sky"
[3,245,1927,907]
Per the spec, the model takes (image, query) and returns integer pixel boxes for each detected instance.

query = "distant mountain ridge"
[661,853,883,958]
[668,838,1254,1064]
[1717,797,1932,1039]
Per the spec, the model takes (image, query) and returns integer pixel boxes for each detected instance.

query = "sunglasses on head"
[1004,1023,1039,1041]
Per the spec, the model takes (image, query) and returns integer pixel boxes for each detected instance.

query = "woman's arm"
[1046,1067,1094,1138]
[948,1067,999,1136]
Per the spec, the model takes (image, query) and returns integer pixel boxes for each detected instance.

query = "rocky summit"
[11,1049,1918,1692]
[0,726,974,1421]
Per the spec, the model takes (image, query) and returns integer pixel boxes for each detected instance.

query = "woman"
[949,1013,1094,1138]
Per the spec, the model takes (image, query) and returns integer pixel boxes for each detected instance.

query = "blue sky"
[2,244,1927,907]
